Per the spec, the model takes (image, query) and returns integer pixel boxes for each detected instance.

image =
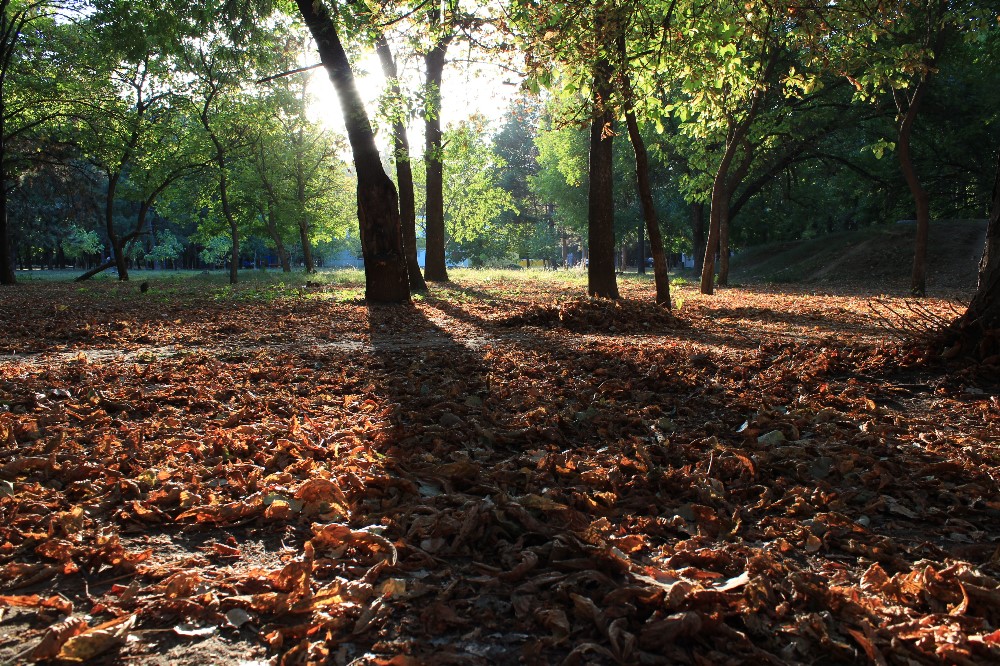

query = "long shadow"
[413,288,1000,663]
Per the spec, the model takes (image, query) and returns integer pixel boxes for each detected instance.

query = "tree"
[441,120,515,263]
[375,34,426,290]
[295,0,408,302]
[0,0,78,284]
[587,60,618,298]
[615,31,669,306]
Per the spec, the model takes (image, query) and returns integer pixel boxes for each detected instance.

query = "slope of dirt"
[730,220,988,295]
[0,276,998,665]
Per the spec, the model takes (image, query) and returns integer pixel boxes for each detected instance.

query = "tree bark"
[376,35,427,291]
[292,127,316,274]
[422,16,450,282]
[296,0,408,302]
[718,204,730,286]
[587,66,619,300]
[265,201,291,272]
[623,105,670,307]
[692,201,705,276]
[895,80,931,296]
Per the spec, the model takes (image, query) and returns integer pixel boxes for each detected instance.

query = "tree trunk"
[214,149,239,284]
[701,168,728,295]
[692,202,705,275]
[624,105,670,306]
[718,204,730,286]
[296,0,408,302]
[896,80,931,296]
[297,214,315,273]
[947,160,1000,359]
[376,35,427,291]
[293,131,316,274]
[702,128,748,295]
[587,67,619,300]
[104,173,130,281]
[422,24,449,282]
[265,201,291,272]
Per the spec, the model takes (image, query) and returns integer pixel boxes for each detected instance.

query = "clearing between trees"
[0,272,997,665]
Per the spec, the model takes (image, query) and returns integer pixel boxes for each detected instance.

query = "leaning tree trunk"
[422,28,449,283]
[587,66,619,300]
[896,80,931,297]
[376,35,427,291]
[623,107,670,306]
[296,0,408,302]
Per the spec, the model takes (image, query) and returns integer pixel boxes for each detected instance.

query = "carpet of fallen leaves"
[0,273,999,665]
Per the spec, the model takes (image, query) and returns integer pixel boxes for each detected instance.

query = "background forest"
[2,0,998,297]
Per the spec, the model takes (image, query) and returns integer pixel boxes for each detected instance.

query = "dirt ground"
[0,274,998,665]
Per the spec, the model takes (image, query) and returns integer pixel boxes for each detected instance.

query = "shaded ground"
[0,274,998,665]
[730,220,987,295]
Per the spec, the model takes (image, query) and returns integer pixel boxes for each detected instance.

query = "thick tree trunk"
[896,80,931,296]
[624,107,670,307]
[376,35,427,291]
[587,67,619,300]
[422,28,449,282]
[692,202,705,276]
[296,0,408,302]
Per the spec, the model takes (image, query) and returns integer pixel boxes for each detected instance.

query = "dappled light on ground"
[0,274,998,664]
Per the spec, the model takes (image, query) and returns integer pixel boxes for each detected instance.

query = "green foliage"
[199,235,232,267]
[442,119,516,261]
[148,230,185,263]
[61,226,103,260]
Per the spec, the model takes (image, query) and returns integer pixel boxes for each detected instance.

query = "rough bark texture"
[376,36,427,291]
[896,81,931,296]
[422,27,449,283]
[624,107,670,307]
[296,0,408,302]
[587,68,619,300]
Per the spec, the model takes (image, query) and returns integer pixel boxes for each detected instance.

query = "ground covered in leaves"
[0,272,998,665]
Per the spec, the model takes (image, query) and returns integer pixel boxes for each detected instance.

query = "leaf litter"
[0,277,997,664]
